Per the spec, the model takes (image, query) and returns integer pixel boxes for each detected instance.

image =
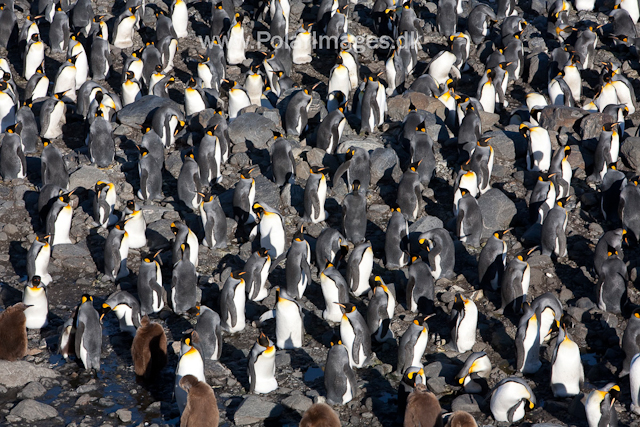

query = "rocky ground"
[2,0,640,425]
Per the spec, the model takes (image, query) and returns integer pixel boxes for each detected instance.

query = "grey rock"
[281,395,313,412]
[68,166,109,191]
[427,376,448,394]
[17,382,47,400]
[479,111,500,130]
[116,409,132,423]
[486,128,527,161]
[254,174,282,210]
[477,189,517,239]
[538,106,585,132]
[234,396,284,425]
[0,361,58,388]
[531,0,549,14]
[621,137,640,172]
[281,183,305,211]
[9,399,58,421]
[140,205,172,223]
[580,112,615,140]
[277,89,327,125]
[164,150,182,179]
[370,147,402,186]
[228,113,278,149]
[337,138,383,154]
[146,219,175,250]
[116,96,183,127]
[51,242,91,260]
[451,394,485,413]
[409,216,444,234]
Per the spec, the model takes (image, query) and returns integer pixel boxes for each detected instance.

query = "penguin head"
[36,234,50,246]
[81,294,93,305]
[30,276,42,289]
[99,301,113,321]
[276,287,294,304]
[603,122,618,133]
[58,191,73,205]
[418,237,432,251]
[272,130,284,140]
[288,226,303,244]
[240,166,256,180]
[519,123,530,136]
[556,196,570,208]
[95,180,109,194]
[5,122,22,135]
[139,146,150,157]
[187,77,197,88]
[351,180,361,193]
[257,331,271,348]
[494,229,512,240]
[607,244,619,258]
[31,33,40,43]
[336,302,357,316]
[403,367,426,387]
[632,307,640,320]
[310,166,326,176]
[257,247,270,258]
[345,148,355,160]
[477,136,492,147]
[95,108,104,118]
[454,293,469,309]
[252,203,265,219]
[114,221,126,231]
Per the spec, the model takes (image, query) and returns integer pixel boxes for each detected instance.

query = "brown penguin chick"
[446,411,477,427]
[0,303,29,361]
[404,383,443,427]
[131,315,167,378]
[179,374,219,427]
[299,403,341,427]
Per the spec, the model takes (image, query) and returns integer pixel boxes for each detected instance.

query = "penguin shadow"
[553,258,594,303]
[244,140,270,173]
[219,342,251,391]
[302,307,332,350]
[23,189,43,233]
[8,240,28,281]
[361,367,397,426]
[165,312,196,344]
[289,347,318,385]
[87,229,107,275]
[190,16,211,38]
[61,120,88,150]
[452,241,479,285]
[25,156,42,187]
[477,311,514,364]
[0,280,23,308]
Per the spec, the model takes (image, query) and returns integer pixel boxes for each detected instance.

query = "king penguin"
[551,321,584,397]
[171,244,198,315]
[346,241,374,297]
[338,302,371,368]
[325,338,358,404]
[490,377,536,423]
[248,332,278,394]
[451,293,478,353]
[27,235,52,285]
[75,295,102,371]
[23,276,48,329]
